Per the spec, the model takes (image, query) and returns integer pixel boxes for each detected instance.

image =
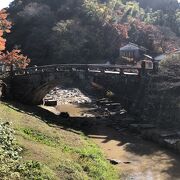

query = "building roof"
[154,54,166,61]
[144,54,153,59]
[154,49,180,61]
[120,43,147,52]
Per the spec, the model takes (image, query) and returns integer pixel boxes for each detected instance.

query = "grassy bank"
[0,102,119,179]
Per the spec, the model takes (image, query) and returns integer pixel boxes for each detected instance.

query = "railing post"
[153,61,159,74]
[9,64,14,78]
[140,61,147,77]
[120,68,124,76]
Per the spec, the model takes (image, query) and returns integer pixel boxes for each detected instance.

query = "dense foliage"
[6,0,179,65]
[135,0,179,10]
[0,10,11,51]
[0,122,53,179]
[0,10,30,69]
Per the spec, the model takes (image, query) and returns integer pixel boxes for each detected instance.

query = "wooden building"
[119,43,147,64]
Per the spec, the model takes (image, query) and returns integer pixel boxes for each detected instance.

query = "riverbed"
[43,88,180,180]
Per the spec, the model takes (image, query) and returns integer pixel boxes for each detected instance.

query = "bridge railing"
[12,64,150,77]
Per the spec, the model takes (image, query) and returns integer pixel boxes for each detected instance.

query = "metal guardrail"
[12,64,146,76]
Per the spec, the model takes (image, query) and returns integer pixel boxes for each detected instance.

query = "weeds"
[0,122,54,179]
[21,128,59,147]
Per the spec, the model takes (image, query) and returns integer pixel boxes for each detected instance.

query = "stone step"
[44,100,57,106]
[129,123,155,133]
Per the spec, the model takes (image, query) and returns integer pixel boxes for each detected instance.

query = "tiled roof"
[120,43,147,51]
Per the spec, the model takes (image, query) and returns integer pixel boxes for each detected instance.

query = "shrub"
[0,122,54,179]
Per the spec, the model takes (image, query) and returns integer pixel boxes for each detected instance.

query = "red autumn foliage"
[132,20,178,52]
[0,36,6,51]
[113,24,129,39]
[132,20,162,42]
[0,10,30,69]
[0,50,30,69]
[130,20,165,52]
[0,10,11,50]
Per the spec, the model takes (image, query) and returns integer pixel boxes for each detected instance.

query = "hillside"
[136,0,179,10]
[6,0,180,65]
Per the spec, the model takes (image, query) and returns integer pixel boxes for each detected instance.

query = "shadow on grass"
[3,100,95,134]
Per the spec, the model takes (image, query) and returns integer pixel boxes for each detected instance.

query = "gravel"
[44,87,92,105]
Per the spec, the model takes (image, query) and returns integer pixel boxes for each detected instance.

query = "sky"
[0,0,180,10]
[0,0,13,10]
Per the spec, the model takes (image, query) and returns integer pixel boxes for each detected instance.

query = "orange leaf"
[0,37,6,51]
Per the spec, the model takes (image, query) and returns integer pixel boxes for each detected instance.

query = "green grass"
[16,161,56,180]
[57,160,88,180]
[0,102,120,179]
[20,128,60,147]
[19,128,119,179]
[0,122,56,179]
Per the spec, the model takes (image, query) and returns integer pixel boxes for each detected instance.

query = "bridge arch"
[9,64,150,106]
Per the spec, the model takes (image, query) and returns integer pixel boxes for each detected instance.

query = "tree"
[0,49,30,69]
[128,20,163,52]
[6,0,179,66]
[0,10,30,69]
[136,0,179,11]
[0,10,11,51]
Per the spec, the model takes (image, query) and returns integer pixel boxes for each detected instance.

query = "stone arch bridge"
[5,64,152,107]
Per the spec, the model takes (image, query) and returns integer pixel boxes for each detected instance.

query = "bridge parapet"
[4,63,153,105]
[12,64,150,77]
